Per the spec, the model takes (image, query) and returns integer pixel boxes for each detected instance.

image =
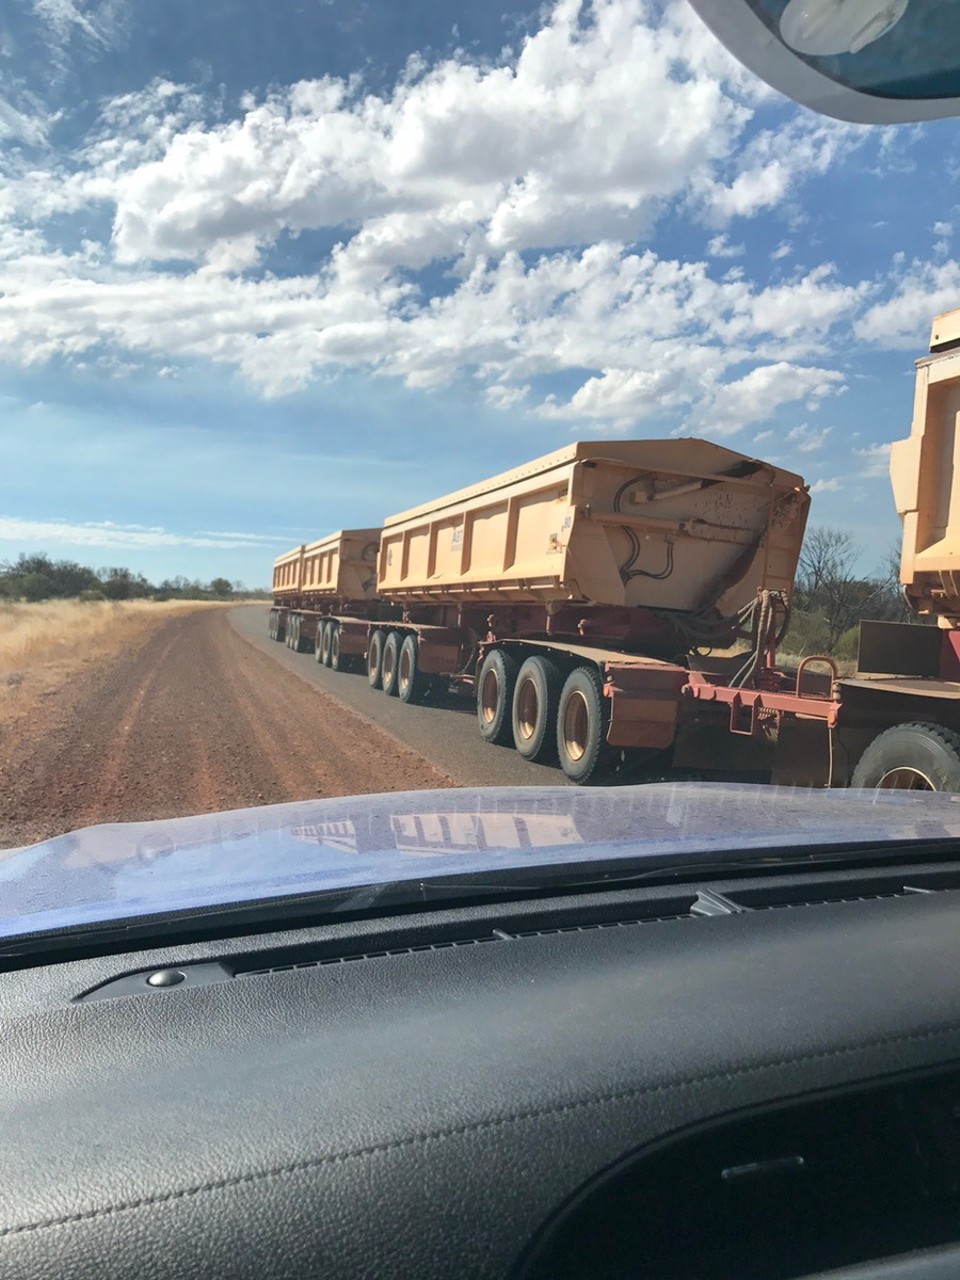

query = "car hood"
[4,783,960,945]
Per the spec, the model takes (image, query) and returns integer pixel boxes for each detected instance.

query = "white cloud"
[771,240,792,260]
[810,478,843,493]
[0,516,273,550]
[697,116,864,223]
[934,221,953,237]
[857,258,960,349]
[0,223,864,418]
[0,0,876,427]
[707,234,744,259]
[30,0,128,74]
[197,529,292,543]
[694,363,843,437]
[853,441,892,477]
[753,429,772,443]
[786,423,832,452]
[0,93,50,146]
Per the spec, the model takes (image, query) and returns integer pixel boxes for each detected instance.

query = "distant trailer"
[269,529,395,670]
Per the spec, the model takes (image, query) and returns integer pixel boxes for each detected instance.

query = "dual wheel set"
[366,630,614,783]
[366,629,431,706]
[313,619,352,672]
[476,650,614,784]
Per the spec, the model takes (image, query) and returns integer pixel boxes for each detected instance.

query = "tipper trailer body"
[268,528,394,670]
[270,308,960,790]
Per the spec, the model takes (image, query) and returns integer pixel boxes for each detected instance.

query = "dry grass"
[0,599,229,678]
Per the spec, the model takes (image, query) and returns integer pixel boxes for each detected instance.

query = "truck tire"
[268,610,275,640]
[315,621,326,663]
[382,631,402,697]
[330,625,347,672]
[398,634,427,704]
[477,649,518,746]
[367,630,385,688]
[286,615,297,650]
[512,655,562,763]
[319,621,334,667]
[557,665,613,784]
[850,722,960,792]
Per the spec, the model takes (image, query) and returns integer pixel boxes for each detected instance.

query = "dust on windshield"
[0,0,953,850]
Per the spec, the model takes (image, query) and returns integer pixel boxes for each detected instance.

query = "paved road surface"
[229,605,571,789]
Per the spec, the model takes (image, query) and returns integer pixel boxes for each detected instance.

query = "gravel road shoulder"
[0,607,452,848]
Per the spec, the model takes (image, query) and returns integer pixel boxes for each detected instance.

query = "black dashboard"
[5,855,960,1278]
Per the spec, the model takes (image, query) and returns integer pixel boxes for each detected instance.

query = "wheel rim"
[480,668,499,725]
[876,766,935,790]
[516,677,539,742]
[561,690,589,763]
[368,638,380,678]
[383,645,395,686]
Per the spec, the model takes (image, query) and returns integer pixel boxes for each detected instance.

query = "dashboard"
[5,853,960,1277]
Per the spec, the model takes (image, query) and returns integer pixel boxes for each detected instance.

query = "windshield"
[2,0,959,898]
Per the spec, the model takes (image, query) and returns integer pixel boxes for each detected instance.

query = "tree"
[209,577,233,598]
[99,567,152,600]
[794,528,866,649]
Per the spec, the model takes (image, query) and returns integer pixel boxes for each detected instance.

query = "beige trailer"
[272,529,380,604]
[359,439,814,784]
[893,306,960,622]
[378,440,809,618]
[269,528,384,661]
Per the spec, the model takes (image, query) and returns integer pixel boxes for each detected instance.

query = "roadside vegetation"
[0,553,270,604]
[780,527,927,665]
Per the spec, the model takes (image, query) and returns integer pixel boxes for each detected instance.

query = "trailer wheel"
[319,621,334,667]
[367,630,385,688]
[512,655,562,763]
[382,631,402,697]
[293,615,306,653]
[477,649,519,746]
[557,666,612,784]
[850,722,960,792]
[397,635,427,704]
[330,625,347,672]
[314,621,326,663]
[286,614,297,649]
[268,610,275,640]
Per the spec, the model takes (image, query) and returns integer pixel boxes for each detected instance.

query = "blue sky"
[1,0,958,587]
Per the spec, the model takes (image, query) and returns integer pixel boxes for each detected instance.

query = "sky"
[0,0,958,588]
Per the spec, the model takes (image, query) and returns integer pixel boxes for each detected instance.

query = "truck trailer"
[268,528,394,671]
[271,308,960,792]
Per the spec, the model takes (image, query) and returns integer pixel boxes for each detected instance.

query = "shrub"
[17,572,55,602]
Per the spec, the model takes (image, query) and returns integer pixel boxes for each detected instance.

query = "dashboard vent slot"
[232,873,960,980]
[728,868,960,913]
[233,902,696,978]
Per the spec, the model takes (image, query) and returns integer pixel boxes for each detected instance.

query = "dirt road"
[0,608,452,848]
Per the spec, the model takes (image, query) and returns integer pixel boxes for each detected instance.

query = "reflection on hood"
[3,783,960,943]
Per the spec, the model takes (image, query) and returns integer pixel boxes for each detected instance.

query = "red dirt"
[0,609,453,847]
